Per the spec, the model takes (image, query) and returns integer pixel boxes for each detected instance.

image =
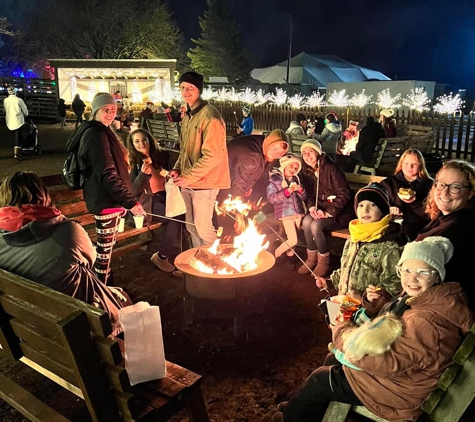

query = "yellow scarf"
[349,214,391,243]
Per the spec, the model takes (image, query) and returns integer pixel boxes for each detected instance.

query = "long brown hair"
[425,159,475,220]
[394,149,430,179]
[126,128,163,170]
[0,172,52,208]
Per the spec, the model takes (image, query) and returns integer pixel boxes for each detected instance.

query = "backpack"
[63,150,85,190]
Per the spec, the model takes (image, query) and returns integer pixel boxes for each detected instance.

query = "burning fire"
[194,197,268,274]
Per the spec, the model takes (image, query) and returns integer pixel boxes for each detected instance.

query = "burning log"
[193,248,238,273]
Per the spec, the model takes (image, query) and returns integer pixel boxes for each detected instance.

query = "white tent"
[251,52,390,88]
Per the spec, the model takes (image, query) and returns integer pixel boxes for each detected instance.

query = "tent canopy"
[251,52,390,88]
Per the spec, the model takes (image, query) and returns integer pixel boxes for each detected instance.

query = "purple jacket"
[266,171,307,219]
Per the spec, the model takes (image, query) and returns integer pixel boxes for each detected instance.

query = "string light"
[350,90,373,107]
[270,88,288,105]
[255,89,271,105]
[288,93,306,108]
[131,81,142,103]
[239,87,257,104]
[377,89,401,109]
[87,82,97,102]
[201,87,217,100]
[305,91,325,107]
[402,87,430,112]
[327,90,350,107]
[433,93,464,114]
[69,76,77,99]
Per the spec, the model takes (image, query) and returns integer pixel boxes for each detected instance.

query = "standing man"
[170,71,230,247]
[4,87,28,160]
[286,113,308,136]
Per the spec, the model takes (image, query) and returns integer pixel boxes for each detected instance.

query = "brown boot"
[313,252,331,277]
[297,249,318,275]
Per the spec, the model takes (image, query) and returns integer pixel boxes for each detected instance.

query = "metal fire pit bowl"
[174,246,275,337]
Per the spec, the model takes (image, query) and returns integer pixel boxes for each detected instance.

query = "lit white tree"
[201,87,217,100]
[288,93,306,108]
[269,88,288,105]
[433,93,464,114]
[305,91,325,107]
[402,87,430,112]
[239,87,257,104]
[215,87,229,102]
[227,87,241,102]
[350,90,373,107]
[255,89,271,105]
[327,90,350,107]
[377,89,401,109]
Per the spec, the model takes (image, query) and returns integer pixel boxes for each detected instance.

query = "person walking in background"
[170,71,230,248]
[4,86,28,160]
[57,98,70,128]
[315,112,342,161]
[237,105,254,136]
[380,109,397,138]
[66,92,145,284]
[72,93,86,129]
[286,113,308,136]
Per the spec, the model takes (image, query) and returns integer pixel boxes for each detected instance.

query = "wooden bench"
[0,268,209,422]
[322,323,475,422]
[289,134,309,156]
[41,174,162,257]
[146,120,181,153]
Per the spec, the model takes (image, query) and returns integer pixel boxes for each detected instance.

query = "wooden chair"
[322,324,475,422]
[353,138,388,176]
[0,269,209,422]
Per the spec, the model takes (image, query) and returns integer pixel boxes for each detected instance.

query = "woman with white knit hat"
[298,139,353,277]
[274,236,473,422]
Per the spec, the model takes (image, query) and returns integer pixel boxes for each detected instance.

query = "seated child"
[316,183,407,303]
[266,153,307,260]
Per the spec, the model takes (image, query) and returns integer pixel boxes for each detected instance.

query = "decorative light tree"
[433,93,464,114]
[327,90,350,107]
[350,90,373,108]
[216,87,229,102]
[239,87,257,104]
[304,91,325,108]
[255,89,271,105]
[377,89,401,109]
[288,93,306,108]
[269,88,288,106]
[227,87,241,102]
[402,87,430,112]
[131,80,142,103]
[201,87,217,100]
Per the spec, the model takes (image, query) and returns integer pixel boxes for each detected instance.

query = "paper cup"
[118,217,125,233]
[133,215,144,229]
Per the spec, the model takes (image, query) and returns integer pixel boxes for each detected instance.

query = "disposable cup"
[133,215,144,229]
[118,218,125,233]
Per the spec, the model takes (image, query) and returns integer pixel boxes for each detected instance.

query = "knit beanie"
[380,109,394,118]
[279,153,302,175]
[398,236,454,281]
[262,129,289,155]
[242,105,251,114]
[179,71,204,93]
[296,113,306,122]
[355,183,390,216]
[91,92,116,115]
[300,139,323,155]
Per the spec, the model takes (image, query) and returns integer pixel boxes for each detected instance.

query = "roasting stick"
[145,212,223,236]
[253,211,329,292]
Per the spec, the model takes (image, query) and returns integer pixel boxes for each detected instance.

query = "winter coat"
[333,282,473,421]
[239,115,254,136]
[286,121,306,136]
[354,122,386,163]
[220,134,274,199]
[316,122,342,156]
[72,97,86,116]
[67,120,137,215]
[300,155,354,227]
[4,94,28,131]
[381,172,432,240]
[57,100,69,118]
[416,207,475,308]
[266,171,307,219]
[173,101,230,189]
[383,120,397,138]
[331,222,406,298]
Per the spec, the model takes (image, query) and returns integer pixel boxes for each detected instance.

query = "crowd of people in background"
[1,72,474,422]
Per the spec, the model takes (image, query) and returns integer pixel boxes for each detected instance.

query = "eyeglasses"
[433,180,471,194]
[395,265,438,282]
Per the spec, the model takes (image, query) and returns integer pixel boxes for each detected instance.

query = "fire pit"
[175,245,275,337]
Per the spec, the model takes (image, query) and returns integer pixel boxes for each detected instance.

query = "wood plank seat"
[43,175,162,257]
[322,324,475,422]
[146,120,181,153]
[0,269,209,422]
[289,134,309,156]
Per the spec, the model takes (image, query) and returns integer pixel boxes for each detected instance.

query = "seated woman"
[298,139,354,277]
[127,128,184,272]
[274,236,473,422]
[0,171,127,335]
[381,149,433,240]
[416,159,475,307]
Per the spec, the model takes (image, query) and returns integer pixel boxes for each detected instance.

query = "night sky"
[171,0,475,86]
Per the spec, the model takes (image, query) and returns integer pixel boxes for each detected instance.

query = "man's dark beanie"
[179,71,204,93]
[296,113,306,122]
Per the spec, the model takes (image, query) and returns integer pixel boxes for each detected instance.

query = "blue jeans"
[151,194,184,257]
[181,188,219,248]
[302,213,341,254]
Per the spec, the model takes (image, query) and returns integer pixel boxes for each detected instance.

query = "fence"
[211,102,475,161]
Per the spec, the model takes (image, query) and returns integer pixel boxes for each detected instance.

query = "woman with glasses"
[381,149,433,240]
[273,236,473,422]
[416,159,475,307]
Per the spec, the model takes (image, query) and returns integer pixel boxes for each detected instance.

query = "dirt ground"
[0,122,473,422]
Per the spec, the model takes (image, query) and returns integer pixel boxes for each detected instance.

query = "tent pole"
[286,15,293,84]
